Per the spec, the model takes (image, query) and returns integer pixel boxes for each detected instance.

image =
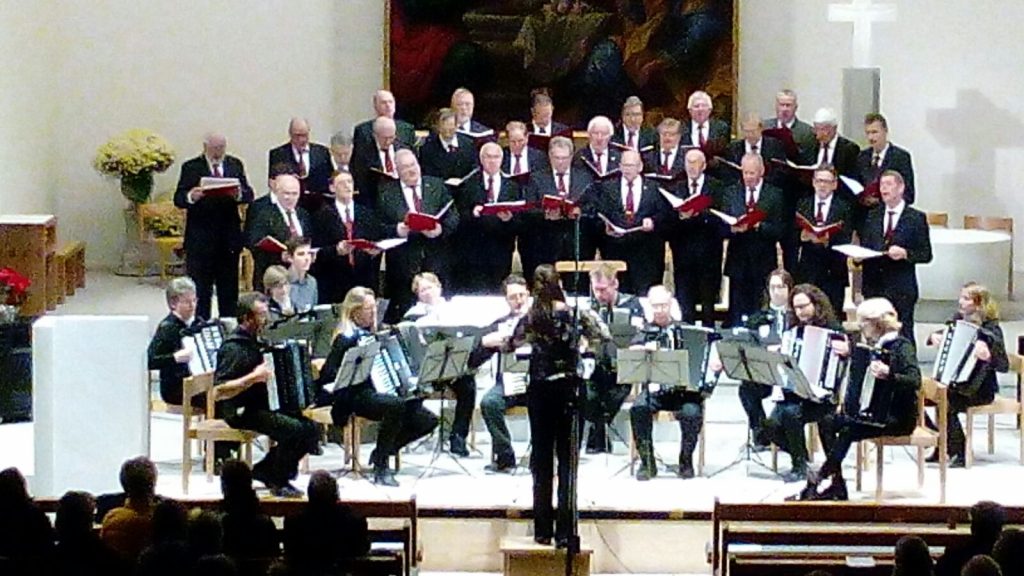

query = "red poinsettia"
[0,267,31,306]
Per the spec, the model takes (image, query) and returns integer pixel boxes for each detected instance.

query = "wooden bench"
[56,241,86,296]
[37,495,419,576]
[711,499,1024,576]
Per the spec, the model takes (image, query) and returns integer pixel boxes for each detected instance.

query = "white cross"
[828,0,898,68]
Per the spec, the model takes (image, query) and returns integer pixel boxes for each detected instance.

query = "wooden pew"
[711,499,1024,576]
[37,495,418,576]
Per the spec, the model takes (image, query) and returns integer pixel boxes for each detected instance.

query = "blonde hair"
[962,282,1000,322]
[411,272,441,294]
[338,286,375,335]
[262,265,289,291]
[856,297,902,338]
[588,262,620,284]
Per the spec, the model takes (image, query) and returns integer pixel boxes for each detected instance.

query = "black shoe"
[373,467,400,487]
[484,459,516,474]
[251,461,275,488]
[636,462,657,481]
[818,477,849,501]
[534,535,552,546]
[449,435,470,458]
[949,454,966,468]
[677,463,695,479]
[270,483,304,498]
[786,482,820,501]
[925,449,940,463]
[585,428,611,454]
[555,536,569,549]
[781,468,807,483]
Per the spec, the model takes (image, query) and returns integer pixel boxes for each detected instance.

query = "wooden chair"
[926,211,949,227]
[554,260,627,275]
[626,400,706,476]
[965,353,1024,467]
[181,372,258,493]
[856,376,948,502]
[238,204,254,291]
[964,215,1014,298]
[770,422,821,472]
[136,200,185,280]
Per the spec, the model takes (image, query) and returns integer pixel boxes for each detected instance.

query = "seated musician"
[317,286,438,486]
[400,272,476,457]
[736,269,793,448]
[475,275,532,473]
[925,282,1008,467]
[147,277,200,405]
[585,263,645,454]
[283,236,318,313]
[797,297,921,501]
[213,293,319,498]
[629,285,706,480]
[262,265,295,321]
[758,284,848,483]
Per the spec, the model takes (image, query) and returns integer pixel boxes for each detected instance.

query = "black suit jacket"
[174,154,254,257]
[681,118,731,155]
[267,142,333,195]
[455,172,522,264]
[349,142,412,210]
[611,124,658,153]
[523,167,596,261]
[418,132,478,180]
[856,144,916,204]
[722,182,785,277]
[353,118,417,153]
[859,205,933,298]
[501,147,549,184]
[663,175,726,261]
[310,202,384,303]
[245,203,313,288]
[795,195,854,285]
[573,146,622,181]
[377,176,460,282]
[763,117,817,161]
[724,137,788,186]
[641,145,690,194]
[594,177,667,232]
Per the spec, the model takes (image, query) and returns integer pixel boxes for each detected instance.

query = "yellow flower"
[93,129,176,178]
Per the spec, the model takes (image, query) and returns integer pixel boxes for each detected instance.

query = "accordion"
[264,340,317,414]
[840,343,894,427]
[779,325,849,402]
[369,332,418,398]
[932,320,980,390]
[669,324,720,393]
[181,320,225,375]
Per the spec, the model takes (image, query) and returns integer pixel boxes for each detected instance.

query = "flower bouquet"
[93,129,176,203]
[0,267,30,322]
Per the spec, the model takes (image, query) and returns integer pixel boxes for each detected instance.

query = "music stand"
[416,335,477,477]
[327,341,379,394]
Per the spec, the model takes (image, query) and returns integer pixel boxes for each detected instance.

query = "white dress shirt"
[883,200,906,233]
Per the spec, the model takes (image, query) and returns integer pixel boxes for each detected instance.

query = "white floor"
[2,271,1024,511]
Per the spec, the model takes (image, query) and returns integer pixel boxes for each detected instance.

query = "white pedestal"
[32,315,150,496]
[918,228,1012,300]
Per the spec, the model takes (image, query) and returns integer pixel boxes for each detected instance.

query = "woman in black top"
[512,265,606,547]
[925,282,1009,467]
[798,297,921,500]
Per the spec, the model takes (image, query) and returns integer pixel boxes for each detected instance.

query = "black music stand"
[614,347,692,477]
[325,341,380,479]
[416,335,477,478]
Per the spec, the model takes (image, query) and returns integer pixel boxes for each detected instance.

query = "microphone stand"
[563,203,584,576]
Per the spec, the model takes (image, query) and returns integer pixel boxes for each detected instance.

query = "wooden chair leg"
[966,411,975,468]
[875,442,884,501]
[988,414,996,454]
[1019,409,1024,464]
[350,417,362,473]
[916,446,925,488]
[771,443,778,473]
[244,439,253,467]
[205,440,215,484]
[855,442,863,492]
[698,419,706,476]
[183,433,192,494]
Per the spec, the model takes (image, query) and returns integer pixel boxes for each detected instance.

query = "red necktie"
[213,163,223,178]
[413,187,423,213]
[594,151,603,174]
[556,173,567,197]
[885,210,896,242]
[819,144,830,166]
[746,187,757,211]
[344,206,355,266]
[625,180,636,224]
[286,210,298,237]
[296,150,307,178]
[383,148,394,174]
[691,179,700,197]
[487,175,497,203]
[661,151,671,175]
[816,201,826,224]
[448,141,457,154]
[628,131,636,150]
[872,152,881,169]
[698,124,707,148]
[513,154,522,175]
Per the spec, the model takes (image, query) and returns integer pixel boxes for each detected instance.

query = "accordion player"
[263,339,318,415]
[627,286,710,480]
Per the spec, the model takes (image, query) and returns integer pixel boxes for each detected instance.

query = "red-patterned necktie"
[412,186,423,212]
[383,148,394,174]
[625,180,636,224]
[487,175,497,203]
[819,143,830,166]
[627,131,636,150]
[296,150,307,178]
[885,210,896,242]
[594,151,603,174]
[698,124,707,148]
[344,206,355,266]
[213,163,223,178]
[286,210,298,237]
[513,154,522,175]
[691,179,700,196]
[816,201,826,224]
[661,151,671,175]
[746,187,757,211]
[556,173,567,197]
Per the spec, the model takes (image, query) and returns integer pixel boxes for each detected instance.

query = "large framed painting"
[386,0,737,130]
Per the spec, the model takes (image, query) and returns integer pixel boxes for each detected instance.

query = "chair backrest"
[926,211,949,227]
[554,260,628,274]
[921,376,948,429]
[964,215,1013,235]
[183,372,216,419]
[137,200,185,241]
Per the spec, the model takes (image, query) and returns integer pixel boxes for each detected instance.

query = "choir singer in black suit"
[858,113,916,204]
[377,149,460,322]
[662,148,725,327]
[857,170,932,343]
[311,171,384,303]
[454,142,522,293]
[794,165,853,314]
[352,89,417,158]
[594,149,666,295]
[721,154,785,327]
[418,108,476,182]
[612,96,657,152]
[350,117,412,210]
[683,91,730,180]
[174,132,254,319]
[630,285,706,480]
[763,89,817,161]
[501,121,548,179]
[267,118,333,210]
[245,174,312,293]
[810,108,860,198]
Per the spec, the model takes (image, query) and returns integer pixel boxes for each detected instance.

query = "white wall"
[2,0,384,267]
[739,0,1024,269]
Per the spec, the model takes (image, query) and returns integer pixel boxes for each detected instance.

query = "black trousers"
[947,388,996,457]
[818,413,914,479]
[481,382,529,464]
[671,244,723,327]
[763,399,834,473]
[584,368,630,443]
[726,265,771,327]
[187,250,239,319]
[738,381,772,435]
[227,409,319,486]
[629,389,703,463]
[330,384,438,468]
[528,379,580,541]
[443,376,477,441]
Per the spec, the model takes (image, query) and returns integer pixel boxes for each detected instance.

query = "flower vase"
[120,171,154,203]
[0,304,18,324]
[115,173,157,276]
